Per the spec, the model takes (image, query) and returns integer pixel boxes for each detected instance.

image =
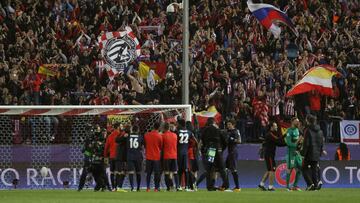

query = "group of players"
[78,117,241,192]
[77,114,324,192]
[258,115,325,191]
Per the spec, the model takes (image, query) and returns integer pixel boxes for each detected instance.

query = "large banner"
[340,120,360,145]
[1,161,360,189]
[98,26,140,80]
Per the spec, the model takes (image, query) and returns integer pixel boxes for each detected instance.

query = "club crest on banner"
[340,120,360,145]
[344,124,357,136]
[104,35,137,72]
[98,27,140,78]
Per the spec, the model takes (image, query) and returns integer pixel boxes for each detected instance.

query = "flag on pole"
[247,0,298,38]
[286,65,341,97]
[98,26,140,78]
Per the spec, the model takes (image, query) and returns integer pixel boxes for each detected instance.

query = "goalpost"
[0,105,191,189]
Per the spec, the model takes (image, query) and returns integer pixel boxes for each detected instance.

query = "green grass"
[0,189,359,203]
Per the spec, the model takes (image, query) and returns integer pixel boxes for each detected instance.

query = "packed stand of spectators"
[0,0,360,142]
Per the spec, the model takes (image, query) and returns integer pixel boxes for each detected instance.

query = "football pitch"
[1,189,359,203]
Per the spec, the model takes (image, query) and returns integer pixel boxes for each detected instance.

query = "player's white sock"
[260,182,265,186]
[268,185,273,189]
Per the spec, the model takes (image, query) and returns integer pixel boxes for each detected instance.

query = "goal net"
[0,105,191,189]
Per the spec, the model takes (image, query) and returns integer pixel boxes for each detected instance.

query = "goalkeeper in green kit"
[285,117,303,191]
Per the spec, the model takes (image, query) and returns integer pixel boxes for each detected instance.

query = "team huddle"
[103,119,200,192]
[77,118,241,192]
[77,114,324,192]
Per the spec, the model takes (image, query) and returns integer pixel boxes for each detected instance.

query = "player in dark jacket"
[258,121,285,191]
[301,114,324,191]
[114,125,128,192]
[186,121,200,191]
[225,119,241,192]
[125,125,143,192]
[177,119,197,191]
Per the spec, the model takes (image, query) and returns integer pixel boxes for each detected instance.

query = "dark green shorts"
[286,152,302,169]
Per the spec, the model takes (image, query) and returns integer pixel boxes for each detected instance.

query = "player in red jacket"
[104,122,121,190]
[144,122,163,192]
[162,122,179,191]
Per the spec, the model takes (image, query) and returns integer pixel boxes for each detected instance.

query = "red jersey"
[144,130,163,160]
[162,131,177,159]
[188,137,197,160]
[104,129,120,159]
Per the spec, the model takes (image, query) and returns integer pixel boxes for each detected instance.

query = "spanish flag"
[194,106,222,128]
[38,64,60,77]
[286,64,341,97]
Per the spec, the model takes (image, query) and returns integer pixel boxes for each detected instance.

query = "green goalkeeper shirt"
[285,127,299,156]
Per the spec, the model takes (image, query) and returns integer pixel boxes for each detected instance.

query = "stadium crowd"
[0,0,360,142]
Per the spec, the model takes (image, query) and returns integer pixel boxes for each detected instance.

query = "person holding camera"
[201,118,229,191]
[78,124,95,191]
[78,125,108,191]
[91,128,108,191]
